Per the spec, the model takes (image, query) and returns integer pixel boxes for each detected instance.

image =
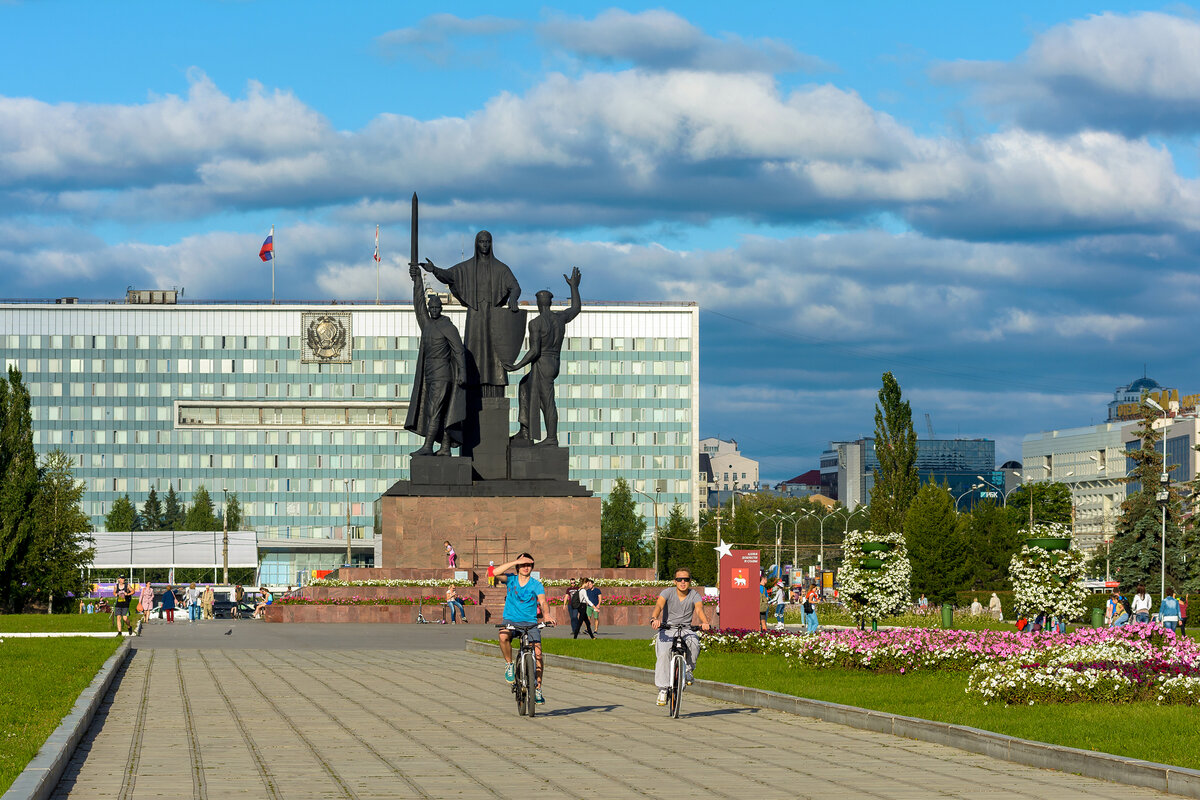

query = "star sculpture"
[714,540,733,560]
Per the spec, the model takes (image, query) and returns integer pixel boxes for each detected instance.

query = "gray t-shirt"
[659,588,702,627]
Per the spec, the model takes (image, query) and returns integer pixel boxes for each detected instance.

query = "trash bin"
[1091,606,1103,628]
[941,602,954,629]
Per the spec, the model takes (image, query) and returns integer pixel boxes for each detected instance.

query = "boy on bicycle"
[649,568,710,706]
[496,553,554,704]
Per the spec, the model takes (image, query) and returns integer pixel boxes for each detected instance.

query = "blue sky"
[4,2,1200,481]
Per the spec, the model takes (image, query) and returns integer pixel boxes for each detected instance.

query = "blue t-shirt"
[502,574,545,624]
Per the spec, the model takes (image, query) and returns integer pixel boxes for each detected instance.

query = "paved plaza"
[50,622,1181,799]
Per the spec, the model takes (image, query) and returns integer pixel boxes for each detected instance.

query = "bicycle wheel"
[669,654,685,718]
[521,650,538,717]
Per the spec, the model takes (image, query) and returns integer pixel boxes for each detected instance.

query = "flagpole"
[375,224,380,305]
[270,224,276,304]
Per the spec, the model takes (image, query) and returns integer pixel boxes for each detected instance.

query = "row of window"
[3,334,692,353]
[8,356,691,378]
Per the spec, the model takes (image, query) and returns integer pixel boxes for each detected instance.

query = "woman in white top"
[1131,584,1152,623]
[770,581,786,629]
[185,582,202,622]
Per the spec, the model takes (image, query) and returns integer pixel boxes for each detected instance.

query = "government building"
[1,293,700,584]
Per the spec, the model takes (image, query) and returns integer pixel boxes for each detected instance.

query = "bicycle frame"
[501,623,543,717]
[661,624,699,718]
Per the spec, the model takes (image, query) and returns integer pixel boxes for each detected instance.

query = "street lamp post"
[344,478,352,568]
[1146,396,1170,603]
[221,487,229,585]
[954,484,982,511]
[632,486,661,578]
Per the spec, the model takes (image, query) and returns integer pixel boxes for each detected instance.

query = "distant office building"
[2,295,699,583]
[699,437,759,508]
[825,438,996,511]
[1023,375,1200,554]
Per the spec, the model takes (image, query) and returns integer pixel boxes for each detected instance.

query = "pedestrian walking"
[138,582,154,633]
[584,577,601,633]
[112,576,133,635]
[770,580,786,630]
[185,582,201,622]
[1179,595,1188,636]
[232,584,244,618]
[160,584,177,623]
[988,592,1003,621]
[573,578,596,639]
[201,585,215,620]
[563,579,580,635]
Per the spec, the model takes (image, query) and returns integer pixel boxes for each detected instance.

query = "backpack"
[569,589,585,610]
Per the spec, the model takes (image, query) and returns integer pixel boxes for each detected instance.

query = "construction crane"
[925,413,936,440]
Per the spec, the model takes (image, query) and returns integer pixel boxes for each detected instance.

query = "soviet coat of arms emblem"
[301,312,351,363]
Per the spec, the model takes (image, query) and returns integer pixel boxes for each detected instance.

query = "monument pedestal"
[409,454,473,485]
[376,480,600,570]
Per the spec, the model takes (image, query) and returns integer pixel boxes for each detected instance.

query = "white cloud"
[376,14,524,64]
[936,11,1200,134]
[539,9,829,74]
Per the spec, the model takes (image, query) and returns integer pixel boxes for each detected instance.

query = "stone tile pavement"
[50,623,1183,799]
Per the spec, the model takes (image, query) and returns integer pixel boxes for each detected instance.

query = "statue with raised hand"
[421,231,523,396]
[503,267,582,447]
[404,264,466,456]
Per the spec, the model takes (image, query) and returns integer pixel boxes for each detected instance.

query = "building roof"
[808,494,838,510]
[782,470,821,486]
[1128,377,1161,392]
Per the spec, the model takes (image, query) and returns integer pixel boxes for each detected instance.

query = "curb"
[464,640,1200,799]
[2,638,132,800]
[0,632,130,639]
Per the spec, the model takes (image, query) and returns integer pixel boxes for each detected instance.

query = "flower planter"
[1025,537,1071,550]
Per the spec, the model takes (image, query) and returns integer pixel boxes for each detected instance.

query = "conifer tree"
[224,493,244,532]
[601,477,648,568]
[0,368,39,611]
[104,494,138,532]
[141,488,164,531]
[184,485,221,531]
[1110,396,1188,594]
[657,504,698,583]
[903,483,965,603]
[163,486,185,530]
[27,450,93,612]
[869,371,918,535]
[958,500,1024,589]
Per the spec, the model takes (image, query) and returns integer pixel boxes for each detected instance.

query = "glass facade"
[2,300,699,581]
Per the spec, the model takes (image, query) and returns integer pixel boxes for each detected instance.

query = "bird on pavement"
[224,629,232,635]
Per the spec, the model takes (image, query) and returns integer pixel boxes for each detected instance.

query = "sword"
[410,192,418,267]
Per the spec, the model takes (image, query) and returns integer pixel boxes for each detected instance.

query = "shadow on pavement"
[682,707,760,718]
[539,704,623,716]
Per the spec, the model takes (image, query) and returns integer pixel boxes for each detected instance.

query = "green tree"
[163,486,185,530]
[1110,397,1188,593]
[224,493,244,532]
[1006,482,1072,528]
[104,494,138,532]
[869,371,919,535]
[141,488,164,531]
[601,478,648,568]
[184,485,221,531]
[903,483,965,603]
[0,368,40,612]
[656,504,698,582]
[957,500,1024,589]
[26,450,93,613]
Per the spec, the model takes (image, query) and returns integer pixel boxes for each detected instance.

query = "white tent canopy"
[90,531,259,569]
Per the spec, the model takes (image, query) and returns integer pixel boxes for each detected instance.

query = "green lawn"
[0,612,140,633]
[541,638,1200,770]
[0,637,123,793]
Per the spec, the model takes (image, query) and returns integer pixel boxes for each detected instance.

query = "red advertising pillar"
[719,549,761,630]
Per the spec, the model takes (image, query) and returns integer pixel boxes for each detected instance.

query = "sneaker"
[685,670,694,686]
[504,662,515,683]
[656,689,668,706]
[534,688,545,704]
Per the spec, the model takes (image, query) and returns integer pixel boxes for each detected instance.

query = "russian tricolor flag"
[259,230,274,262]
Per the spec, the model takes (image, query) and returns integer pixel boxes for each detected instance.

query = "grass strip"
[0,612,142,633]
[0,636,123,793]
[540,637,1200,771]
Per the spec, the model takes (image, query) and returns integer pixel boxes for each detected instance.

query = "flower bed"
[703,623,1200,704]
[307,578,473,588]
[276,595,475,606]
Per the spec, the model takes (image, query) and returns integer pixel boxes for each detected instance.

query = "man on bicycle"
[649,568,710,706]
[496,553,554,704]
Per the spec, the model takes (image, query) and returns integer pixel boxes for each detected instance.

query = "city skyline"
[3,2,1198,480]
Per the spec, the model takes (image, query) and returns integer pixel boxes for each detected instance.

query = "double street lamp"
[1145,397,1171,603]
